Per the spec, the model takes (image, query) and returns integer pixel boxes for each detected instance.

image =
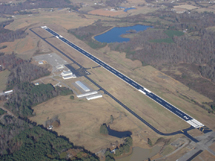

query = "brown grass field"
[89,9,126,17]
[5,11,116,31]
[0,70,10,92]
[0,34,36,59]
[193,150,215,161]
[174,5,198,10]
[30,94,158,152]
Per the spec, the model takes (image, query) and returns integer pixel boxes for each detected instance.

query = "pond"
[119,6,136,12]
[124,7,136,12]
[107,126,132,138]
[94,25,152,43]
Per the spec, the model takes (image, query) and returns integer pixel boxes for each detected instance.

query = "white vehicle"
[56,36,59,39]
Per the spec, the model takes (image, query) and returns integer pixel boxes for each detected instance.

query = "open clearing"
[30,94,163,152]
[0,70,10,92]
[89,9,126,17]
[174,5,198,10]
[0,34,37,59]
[5,11,116,31]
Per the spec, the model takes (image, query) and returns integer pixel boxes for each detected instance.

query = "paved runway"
[40,26,211,133]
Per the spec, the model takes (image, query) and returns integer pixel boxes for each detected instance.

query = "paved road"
[178,131,215,161]
[40,26,208,131]
[30,27,200,142]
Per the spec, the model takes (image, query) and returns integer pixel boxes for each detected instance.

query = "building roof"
[61,70,73,76]
[75,81,90,92]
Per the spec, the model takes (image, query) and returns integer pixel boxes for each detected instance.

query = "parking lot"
[33,53,68,72]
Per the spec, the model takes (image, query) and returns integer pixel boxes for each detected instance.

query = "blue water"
[94,25,152,43]
[107,126,132,138]
[118,6,136,12]
[124,7,136,12]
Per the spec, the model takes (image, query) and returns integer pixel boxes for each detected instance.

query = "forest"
[0,52,98,160]
[0,0,79,15]
[0,53,50,90]
[0,116,99,161]
[0,20,27,44]
[70,10,215,103]
[4,82,73,117]
[109,11,215,102]
[105,0,127,7]
[68,22,110,49]
[105,137,132,161]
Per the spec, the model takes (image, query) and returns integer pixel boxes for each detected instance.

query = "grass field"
[150,30,184,43]
[193,150,215,161]
[5,11,116,31]
[0,34,37,59]
[164,30,184,38]
[173,5,198,10]
[30,94,154,152]
[0,70,10,92]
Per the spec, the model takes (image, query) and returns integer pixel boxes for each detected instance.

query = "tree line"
[105,137,132,161]
[68,21,110,49]
[0,20,27,44]
[0,53,50,90]
[0,0,79,15]
[0,115,99,161]
[4,82,73,117]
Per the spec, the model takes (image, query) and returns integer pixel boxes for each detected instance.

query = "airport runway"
[30,27,202,142]
[40,26,209,131]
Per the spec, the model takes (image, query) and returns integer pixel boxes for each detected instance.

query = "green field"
[0,108,6,116]
[150,30,184,43]
[164,30,184,38]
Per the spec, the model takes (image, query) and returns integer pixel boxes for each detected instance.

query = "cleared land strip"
[40,26,209,132]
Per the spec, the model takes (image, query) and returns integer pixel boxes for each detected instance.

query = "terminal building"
[61,70,73,76]
[61,70,76,79]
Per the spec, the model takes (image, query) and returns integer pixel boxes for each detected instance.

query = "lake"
[94,25,152,43]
